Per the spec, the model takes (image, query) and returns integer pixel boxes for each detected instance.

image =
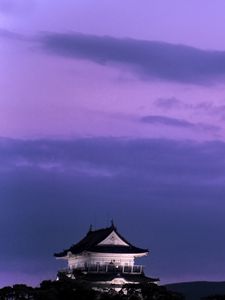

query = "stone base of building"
[57,269,159,292]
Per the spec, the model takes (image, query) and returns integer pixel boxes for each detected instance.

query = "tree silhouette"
[0,278,184,300]
[202,296,225,300]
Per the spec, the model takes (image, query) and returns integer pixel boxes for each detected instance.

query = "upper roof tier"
[54,223,149,257]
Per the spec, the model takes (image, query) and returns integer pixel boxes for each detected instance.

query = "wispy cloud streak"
[40,32,225,84]
[140,115,195,128]
[140,115,220,132]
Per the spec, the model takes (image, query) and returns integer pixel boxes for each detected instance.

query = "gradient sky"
[1,0,225,287]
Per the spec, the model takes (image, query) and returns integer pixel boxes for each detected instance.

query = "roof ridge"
[54,224,149,257]
[87,225,114,234]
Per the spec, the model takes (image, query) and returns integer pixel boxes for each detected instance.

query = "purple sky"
[1,0,225,287]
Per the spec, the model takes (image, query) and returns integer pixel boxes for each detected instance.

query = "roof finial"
[89,224,93,232]
[111,219,115,229]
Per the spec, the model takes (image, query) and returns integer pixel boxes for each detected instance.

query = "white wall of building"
[67,252,141,269]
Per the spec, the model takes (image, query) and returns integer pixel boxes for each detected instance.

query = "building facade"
[55,222,158,289]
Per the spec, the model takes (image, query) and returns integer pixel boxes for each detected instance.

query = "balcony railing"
[60,264,143,275]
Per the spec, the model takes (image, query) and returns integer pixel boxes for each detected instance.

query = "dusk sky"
[1,0,225,287]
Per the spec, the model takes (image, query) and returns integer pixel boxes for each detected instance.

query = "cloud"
[39,32,225,84]
[140,115,195,128]
[0,138,118,177]
[0,28,26,41]
[1,137,225,285]
[1,137,225,185]
[195,101,225,119]
[153,98,225,120]
[154,97,182,110]
[139,115,219,133]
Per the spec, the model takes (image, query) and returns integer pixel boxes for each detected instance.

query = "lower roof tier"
[58,269,159,284]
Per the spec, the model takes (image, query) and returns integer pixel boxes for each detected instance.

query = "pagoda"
[54,222,158,290]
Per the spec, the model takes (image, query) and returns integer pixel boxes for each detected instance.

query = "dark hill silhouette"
[166,281,225,300]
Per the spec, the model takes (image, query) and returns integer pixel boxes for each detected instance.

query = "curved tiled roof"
[54,224,148,257]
